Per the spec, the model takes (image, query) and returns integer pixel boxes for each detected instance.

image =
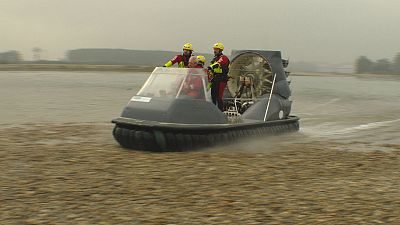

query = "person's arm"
[164,61,173,67]
[164,55,182,67]
[218,55,230,67]
[208,55,229,73]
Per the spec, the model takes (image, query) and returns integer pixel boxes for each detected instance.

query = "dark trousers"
[211,79,226,111]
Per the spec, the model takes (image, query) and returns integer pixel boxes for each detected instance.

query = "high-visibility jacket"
[164,54,191,68]
[208,54,230,81]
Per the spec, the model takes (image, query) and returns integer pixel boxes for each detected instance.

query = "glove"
[207,70,214,83]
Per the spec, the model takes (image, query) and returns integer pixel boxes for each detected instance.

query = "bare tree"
[355,56,372,74]
[393,52,400,74]
[374,58,392,74]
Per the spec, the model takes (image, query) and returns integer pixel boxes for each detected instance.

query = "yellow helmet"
[213,42,224,50]
[183,43,193,51]
[196,55,206,64]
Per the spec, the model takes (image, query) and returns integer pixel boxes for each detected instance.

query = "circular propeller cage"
[227,52,274,99]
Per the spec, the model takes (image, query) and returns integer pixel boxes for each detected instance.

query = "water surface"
[1,71,399,151]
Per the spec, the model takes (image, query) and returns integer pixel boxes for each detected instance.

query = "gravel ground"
[1,123,400,224]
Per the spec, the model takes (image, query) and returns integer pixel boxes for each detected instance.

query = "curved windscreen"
[227,53,273,98]
[136,67,209,101]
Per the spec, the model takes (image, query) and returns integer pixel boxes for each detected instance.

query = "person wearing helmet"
[196,55,206,68]
[164,43,193,68]
[207,42,230,111]
[188,55,206,69]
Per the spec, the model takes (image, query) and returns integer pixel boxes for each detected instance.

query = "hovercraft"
[112,50,299,151]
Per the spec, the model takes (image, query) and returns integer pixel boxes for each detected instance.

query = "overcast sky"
[1,0,399,63]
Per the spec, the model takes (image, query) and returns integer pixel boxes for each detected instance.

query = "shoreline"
[1,64,399,77]
[0,64,155,72]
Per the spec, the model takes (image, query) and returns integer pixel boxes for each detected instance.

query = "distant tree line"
[0,51,22,63]
[66,48,214,66]
[355,53,400,74]
[1,48,217,66]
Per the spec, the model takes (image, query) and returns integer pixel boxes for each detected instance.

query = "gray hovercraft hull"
[112,49,299,151]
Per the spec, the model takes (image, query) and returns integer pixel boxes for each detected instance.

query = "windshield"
[137,67,209,101]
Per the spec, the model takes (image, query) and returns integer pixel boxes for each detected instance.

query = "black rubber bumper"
[112,116,299,152]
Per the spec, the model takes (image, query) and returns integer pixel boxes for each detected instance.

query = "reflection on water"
[1,71,399,150]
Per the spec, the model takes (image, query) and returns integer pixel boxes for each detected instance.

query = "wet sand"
[1,123,399,224]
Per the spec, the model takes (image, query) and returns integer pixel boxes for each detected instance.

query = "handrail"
[263,73,277,122]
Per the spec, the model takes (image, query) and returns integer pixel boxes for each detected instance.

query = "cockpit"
[136,67,210,101]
